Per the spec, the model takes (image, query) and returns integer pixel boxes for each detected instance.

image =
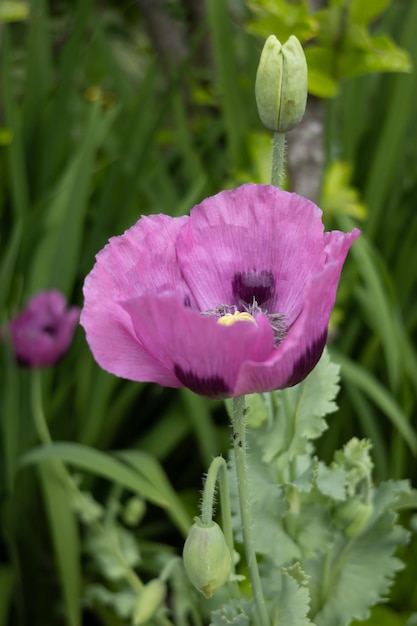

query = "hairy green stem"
[231,396,270,626]
[201,455,240,597]
[201,457,231,536]
[271,131,286,187]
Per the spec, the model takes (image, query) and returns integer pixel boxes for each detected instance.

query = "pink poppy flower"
[9,291,80,368]
[81,184,359,398]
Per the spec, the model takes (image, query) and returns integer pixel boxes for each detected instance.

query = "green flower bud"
[133,579,166,625]
[255,34,308,132]
[183,519,232,598]
[336,499,373,538]
[122,496,146,527]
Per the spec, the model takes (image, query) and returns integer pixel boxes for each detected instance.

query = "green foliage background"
[0,0,417,624]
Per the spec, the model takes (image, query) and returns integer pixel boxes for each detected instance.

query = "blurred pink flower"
[81,184,359,398]
[9,290,80,368]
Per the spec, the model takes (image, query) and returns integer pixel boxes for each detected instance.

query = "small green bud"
[336,499,373,538]
[122,496,146,527]
[255,34,308,132]
[133,579,166,625]
[183,519,232,598]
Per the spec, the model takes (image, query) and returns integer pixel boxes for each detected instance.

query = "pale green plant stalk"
[231,396,270,626]
[271,131,286,187]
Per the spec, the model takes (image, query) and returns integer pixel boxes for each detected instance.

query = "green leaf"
[340,33,412,78]
[321,161,367,221]
[305,47,339,98]
[0,1,29,22]
[116,449,191,536]
[28,100,119,296]
[350,0,391,25]
[315,461,347,501]
[19,442,170,507]
[210,599,253,626]
[84,584,136,619]
[0,567,14,626]
[86,524,140,581]
[352,604,408,626]
[256,349,340,472]
[306,481,411,626]
[270,563,313,626]
[334,438,374,496]
[246,0,317,44]
[20,442,191,536]
[38,462,81,626]
[229,436,300,567]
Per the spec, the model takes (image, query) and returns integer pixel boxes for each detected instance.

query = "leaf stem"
[271,131,286,187]
[231,396,270,626]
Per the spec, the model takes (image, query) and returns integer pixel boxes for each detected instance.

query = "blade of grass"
[28,99,118,296]
[0,566,14,626]
[338,216,402,391]
[20,442,172,508]
[205,0,248,170]
[78,367,119,446]
[22,0,52,165]
[331,350,417,455]
[0,338,21,493]
[136,407,190,460]
[37,0,94,193]
[1,26,30,218]
[180,389,219,468]
[364,1,417,239]
[0,220,22,312]
[116,450,191,536]
[38,462,81,626]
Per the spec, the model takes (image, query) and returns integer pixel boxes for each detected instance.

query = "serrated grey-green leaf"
[255,35,308,132]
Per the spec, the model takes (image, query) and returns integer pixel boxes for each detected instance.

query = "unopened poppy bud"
[133,579,166,625]
[255,35,307,132]
[336,499,373,538]
[183,519,232,598]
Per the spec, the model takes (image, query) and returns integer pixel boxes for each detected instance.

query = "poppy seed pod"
[183,519,232,598]
[255,35,308,132]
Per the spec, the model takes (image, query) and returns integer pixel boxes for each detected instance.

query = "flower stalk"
[231,396,270,626]
[201,456,234,561]
[271,131,286,187]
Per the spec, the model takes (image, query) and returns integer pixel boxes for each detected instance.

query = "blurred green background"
[1,0,417,624]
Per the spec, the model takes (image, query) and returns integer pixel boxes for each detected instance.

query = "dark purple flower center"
[41,322,58,337]
[232,269,275,310]
[202,268,288,348]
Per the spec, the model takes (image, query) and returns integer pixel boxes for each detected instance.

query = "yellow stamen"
[217,311,257,327]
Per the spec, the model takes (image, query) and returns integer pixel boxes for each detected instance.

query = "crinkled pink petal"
[176,184,326,324]
[121,293,275,398]
[81,214,190,384]
[233,228,360,396]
